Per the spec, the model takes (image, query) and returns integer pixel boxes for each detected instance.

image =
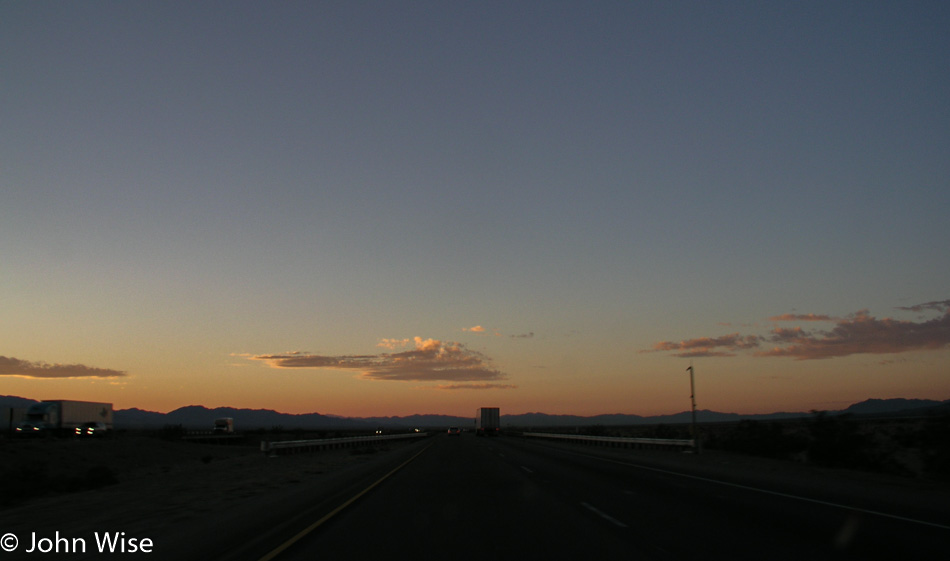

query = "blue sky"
[2,1,949,416]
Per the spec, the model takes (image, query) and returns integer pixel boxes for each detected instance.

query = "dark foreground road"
[262,434,949,561]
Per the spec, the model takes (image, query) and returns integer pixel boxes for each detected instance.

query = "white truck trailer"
[213,417,234,434]
[17,400,113,436]
[475,407,500,436]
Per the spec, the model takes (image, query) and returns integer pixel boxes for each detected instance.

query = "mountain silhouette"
[2,396,947,430]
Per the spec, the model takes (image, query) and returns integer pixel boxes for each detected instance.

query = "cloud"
[645,333,762,358]
[464,326,533,339]
[896,299,950,313]
[0,356,127,379]
[432,383,518,390]
[756,308,950,360]
[769,313,837,322]
[647,300,950,361]
[767,326,813,344]
[250,337,506,382]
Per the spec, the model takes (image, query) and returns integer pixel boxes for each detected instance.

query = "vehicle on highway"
[20,400,113,436]
[15,420,45,436]
[447,426,461,436]
[475,407,500,436]
[213,417,234,434]
[75,421,109,437]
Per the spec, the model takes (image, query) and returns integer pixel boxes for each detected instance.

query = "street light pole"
[687,362,701,454]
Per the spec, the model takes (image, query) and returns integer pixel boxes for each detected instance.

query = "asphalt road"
[262,433,949,561]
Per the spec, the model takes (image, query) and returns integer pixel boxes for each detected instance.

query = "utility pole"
[687,362,701,454]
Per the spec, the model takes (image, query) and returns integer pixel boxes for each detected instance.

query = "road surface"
[254,433,949,560]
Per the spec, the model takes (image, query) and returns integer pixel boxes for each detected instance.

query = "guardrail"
[261,432,429,456]
[523,432,694,451]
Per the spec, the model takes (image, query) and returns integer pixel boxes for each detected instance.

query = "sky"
[2,1,949,418]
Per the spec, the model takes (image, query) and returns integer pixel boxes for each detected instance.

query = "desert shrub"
[919,415,950,479]
[807,412,877,469]
[652,424,690,439]
[159,424,186,440]
[583,424,607,437]
[717,420,807,460]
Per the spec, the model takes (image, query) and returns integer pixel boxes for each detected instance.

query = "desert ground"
[0,432,418,559]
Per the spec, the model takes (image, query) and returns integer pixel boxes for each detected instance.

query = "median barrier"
[523,432,694,451]
[261,432,429,456]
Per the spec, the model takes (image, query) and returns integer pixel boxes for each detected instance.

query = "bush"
[717,420,807,460]
[159,424,186,440]
[583,424,607,437]
[652,424,690,439]
[920,415,950,479]
[807,412,877,469]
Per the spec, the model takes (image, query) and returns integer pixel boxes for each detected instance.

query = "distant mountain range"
[3,396,948,430]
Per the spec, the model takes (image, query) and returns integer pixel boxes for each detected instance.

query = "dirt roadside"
[0,435,429,560]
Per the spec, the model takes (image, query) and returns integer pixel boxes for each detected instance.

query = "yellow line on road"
[257,441,433,561]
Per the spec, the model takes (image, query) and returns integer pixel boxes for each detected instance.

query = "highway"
[249,433,949,561]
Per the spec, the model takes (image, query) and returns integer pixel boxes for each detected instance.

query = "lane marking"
[581,502,628,528]
[257,442,433,561]
[521,466,534,474]
[562,449,950,531]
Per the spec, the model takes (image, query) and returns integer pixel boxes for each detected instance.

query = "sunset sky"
[3,1,948,418]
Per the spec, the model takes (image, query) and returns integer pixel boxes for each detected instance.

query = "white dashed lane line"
[581,502,628,528]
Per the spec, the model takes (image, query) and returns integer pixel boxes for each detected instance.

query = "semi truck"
[475,407,500,436]
[3,407,27,435]
[16,400,113,436]
[213,417,234,434]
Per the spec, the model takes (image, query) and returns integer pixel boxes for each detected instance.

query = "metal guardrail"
[261,432,429,456]
[523,432,694,450]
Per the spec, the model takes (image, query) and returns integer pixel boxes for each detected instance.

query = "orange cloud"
[463,325,486,333]
[0,356,127,378]
[250,337,506,382]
